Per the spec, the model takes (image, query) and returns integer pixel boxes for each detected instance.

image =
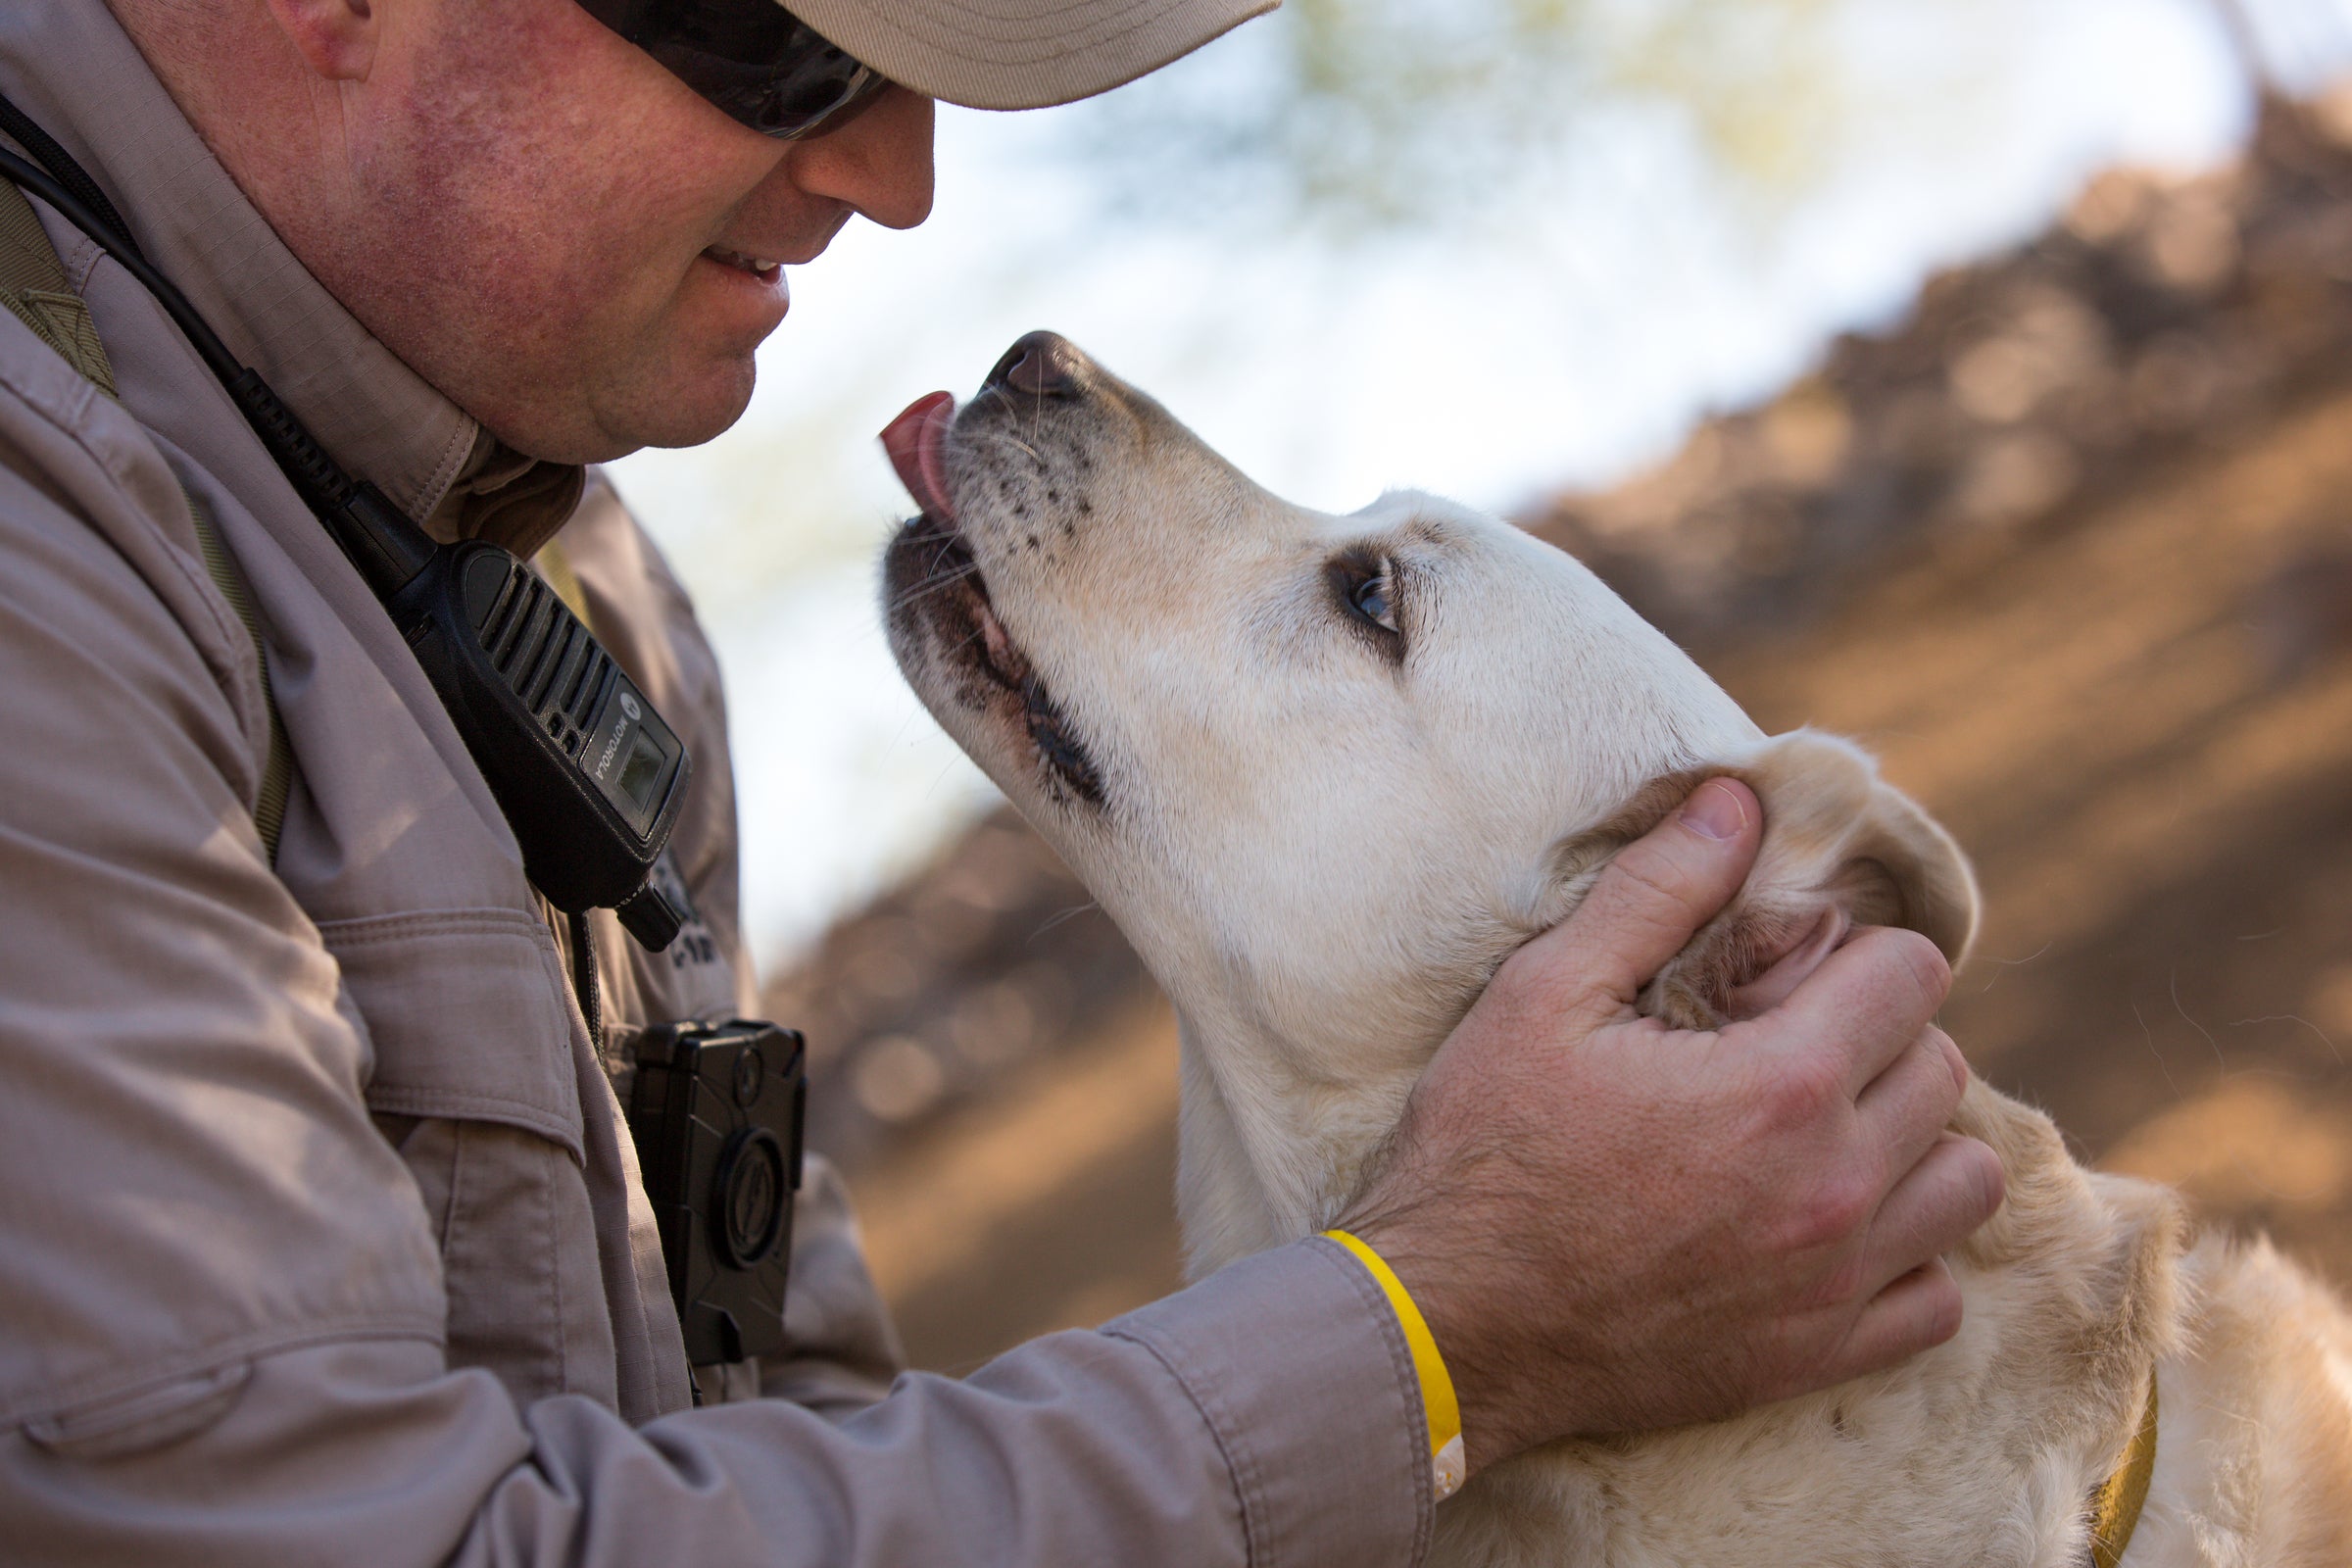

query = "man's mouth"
[881,393,1104,808]
[702,244,782,281]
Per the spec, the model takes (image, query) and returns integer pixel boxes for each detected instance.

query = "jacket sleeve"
[10,1250,1436,1568]
[757,1152,909,1416]
[0,363,1436,1566]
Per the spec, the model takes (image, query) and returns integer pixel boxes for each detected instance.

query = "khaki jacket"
[0,5,1433,1564]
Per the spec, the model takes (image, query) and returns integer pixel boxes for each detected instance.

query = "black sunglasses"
[577,0,892,140]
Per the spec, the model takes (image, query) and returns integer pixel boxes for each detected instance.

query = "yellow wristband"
[1322,1229,1467,1501]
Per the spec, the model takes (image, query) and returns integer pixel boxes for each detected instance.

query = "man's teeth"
[706,246,779,275]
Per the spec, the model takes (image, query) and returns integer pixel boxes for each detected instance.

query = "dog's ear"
[1548,730,1979,1030]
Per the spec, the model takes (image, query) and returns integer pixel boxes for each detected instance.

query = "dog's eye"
[1346,563,1398,632]
[1327,550,1405,660]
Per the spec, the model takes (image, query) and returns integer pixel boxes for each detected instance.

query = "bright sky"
[606,0,2322,974]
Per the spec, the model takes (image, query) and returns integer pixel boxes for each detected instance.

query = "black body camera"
[627,1020,807,1367]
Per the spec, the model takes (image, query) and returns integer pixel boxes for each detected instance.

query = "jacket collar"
[0,0,582,556]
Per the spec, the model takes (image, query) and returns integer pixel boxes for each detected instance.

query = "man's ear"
[1547,730,1979,1030]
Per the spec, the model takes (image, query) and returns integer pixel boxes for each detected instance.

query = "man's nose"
[788,86,935,231]
[987,330,1090,398]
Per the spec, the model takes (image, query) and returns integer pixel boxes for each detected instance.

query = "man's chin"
[614,361,760,454]
[487,357,758,466]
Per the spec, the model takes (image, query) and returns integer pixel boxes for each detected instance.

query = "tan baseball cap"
[783,0,1279,111]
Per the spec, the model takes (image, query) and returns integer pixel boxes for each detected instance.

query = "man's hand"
[1334,779,2005,1472]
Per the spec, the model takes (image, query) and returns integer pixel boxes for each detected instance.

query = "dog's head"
[883,332,1978,1229]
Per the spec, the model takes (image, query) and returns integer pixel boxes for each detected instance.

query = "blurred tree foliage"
[1059,0,1975,239]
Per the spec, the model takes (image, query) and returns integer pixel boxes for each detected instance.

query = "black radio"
[627,1019,808,1368]
[394,542,689,944]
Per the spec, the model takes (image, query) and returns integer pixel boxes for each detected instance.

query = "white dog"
[880,332,2352,1566]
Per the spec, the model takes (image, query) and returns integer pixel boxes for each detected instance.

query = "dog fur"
[882,336,2352,1566]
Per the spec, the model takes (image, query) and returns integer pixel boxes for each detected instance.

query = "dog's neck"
[1170,997,1432,1279]
[1169,1000,2198,1568]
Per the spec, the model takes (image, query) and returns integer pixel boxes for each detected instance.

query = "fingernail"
[1679,780,1747,841]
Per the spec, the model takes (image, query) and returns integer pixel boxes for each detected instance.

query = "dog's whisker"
[887,561,988,613]
[948,424,1042,467]
[2227,1012,2346,1067]
[890,563,979,601]
[887,578,974,614]
[2132,1000,2187,1102]
[1974,941,2052,995]
[932,620,991,661]
[2171,969,2227,1075]
[1028,902,1099,943]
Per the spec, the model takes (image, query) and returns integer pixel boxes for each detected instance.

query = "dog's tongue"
[881,391,957,523]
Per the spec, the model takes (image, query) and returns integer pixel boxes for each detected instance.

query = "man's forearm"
[3,1242,1430,1568]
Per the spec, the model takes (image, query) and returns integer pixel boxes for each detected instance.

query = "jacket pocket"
[321,906,618,1407]
[320,907,582,1160]
[20,1359,255,1460]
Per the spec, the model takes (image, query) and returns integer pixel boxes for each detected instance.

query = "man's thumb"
[1548,777,1763,1013]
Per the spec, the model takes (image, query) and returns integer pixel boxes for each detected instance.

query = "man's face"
[270,0,935,464]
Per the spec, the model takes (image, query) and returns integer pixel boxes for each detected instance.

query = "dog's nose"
[987,330,1088,398]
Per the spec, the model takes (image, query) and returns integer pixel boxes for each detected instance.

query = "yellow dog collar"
[2087,1375,2159,1567]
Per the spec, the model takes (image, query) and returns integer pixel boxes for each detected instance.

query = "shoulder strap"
[535,538,595,628]
[184,483,294,857]
[0,180,113,390]
[1,179,292,861]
